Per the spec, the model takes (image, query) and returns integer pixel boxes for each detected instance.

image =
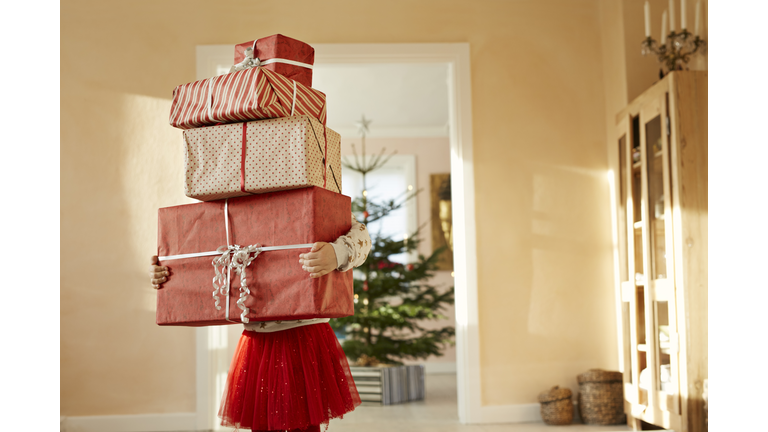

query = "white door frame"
[194,43,481,428]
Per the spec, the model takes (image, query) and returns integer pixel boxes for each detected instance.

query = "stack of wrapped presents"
[155,34,353,327]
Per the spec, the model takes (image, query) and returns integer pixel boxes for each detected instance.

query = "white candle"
[681,0,687,30]
[645,1,652,37]
[661,10,668,44]
[695,1,701,36]
[669,0,676,32]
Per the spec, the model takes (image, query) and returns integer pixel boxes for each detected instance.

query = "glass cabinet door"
[618,114,648,411]
[639,94,680,420]
[645,115,666,280]
[629,115,647,406]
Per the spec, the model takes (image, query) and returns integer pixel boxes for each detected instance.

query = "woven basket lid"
[577,369,623,384]
[538,386,572,403]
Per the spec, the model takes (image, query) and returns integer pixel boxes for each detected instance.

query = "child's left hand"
[298,242,337,278]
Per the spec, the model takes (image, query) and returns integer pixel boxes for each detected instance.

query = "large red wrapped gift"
[184,116,342,202]
[233,34,314,88]
[155,187,353,326]
[168,67,326,130]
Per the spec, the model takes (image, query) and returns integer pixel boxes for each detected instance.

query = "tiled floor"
[327,374,633,432]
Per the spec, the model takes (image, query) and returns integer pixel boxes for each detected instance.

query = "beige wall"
[468,2,615,405]
[61,0,655,416]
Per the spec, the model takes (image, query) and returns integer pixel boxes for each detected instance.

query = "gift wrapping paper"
[184,116,341,201]
[169,67,326,130]
[234,34,314,87]
[156,187,353,326]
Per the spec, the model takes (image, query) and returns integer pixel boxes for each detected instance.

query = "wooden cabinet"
[611,71,707,432]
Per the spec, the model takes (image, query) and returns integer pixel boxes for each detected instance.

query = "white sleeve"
[330,242,349,269]
[331,213,371,272]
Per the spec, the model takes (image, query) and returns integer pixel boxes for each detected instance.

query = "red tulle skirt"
[218,323,361,431]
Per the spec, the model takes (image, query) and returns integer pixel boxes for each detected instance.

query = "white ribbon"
[158,199,314,323]
[159,243,313,261]
[230,54,313,74]
[255,57,314,69]
[242,41,313,71]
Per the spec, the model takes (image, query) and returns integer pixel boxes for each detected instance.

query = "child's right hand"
[149,255,169,289]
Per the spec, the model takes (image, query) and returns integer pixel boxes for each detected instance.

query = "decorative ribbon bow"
[229,46,314,74]
[212,244,263,324]
[229,56,263,73]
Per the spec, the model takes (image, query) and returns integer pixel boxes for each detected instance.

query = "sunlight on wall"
[606,169,625,368]
[117,93,197,313]
[210,325,228,350]
[216,371,228,413]
[212,326,232,431]
[607,170,618,251]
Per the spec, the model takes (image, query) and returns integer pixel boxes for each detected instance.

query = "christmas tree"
[330,115,455,366]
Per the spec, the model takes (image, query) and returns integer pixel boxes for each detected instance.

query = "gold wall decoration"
[430,173,453,271]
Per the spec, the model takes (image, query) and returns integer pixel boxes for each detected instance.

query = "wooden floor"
[327,373,635,432]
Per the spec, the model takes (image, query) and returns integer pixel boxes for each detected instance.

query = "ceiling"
[312,63,450,139]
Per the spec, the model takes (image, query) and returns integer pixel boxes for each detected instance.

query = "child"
[150,213,371,432]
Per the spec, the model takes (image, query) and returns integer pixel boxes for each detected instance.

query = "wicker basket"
[538,386,573,425]
[577,369,625,425]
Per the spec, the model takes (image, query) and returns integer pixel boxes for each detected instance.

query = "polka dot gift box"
[183,115,342,201]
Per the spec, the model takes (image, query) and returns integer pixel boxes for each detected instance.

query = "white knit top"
[243,213,370,333]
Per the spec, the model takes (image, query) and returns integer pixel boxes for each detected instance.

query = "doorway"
[193,43,480,429]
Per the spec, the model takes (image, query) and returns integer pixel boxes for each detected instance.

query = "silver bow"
[229,47,262,73]
[211,244,263,323]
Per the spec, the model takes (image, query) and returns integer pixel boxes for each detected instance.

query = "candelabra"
[641,29,707,76]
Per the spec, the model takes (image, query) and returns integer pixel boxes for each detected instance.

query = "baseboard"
[61,412,198,432]
[478,403,541,424]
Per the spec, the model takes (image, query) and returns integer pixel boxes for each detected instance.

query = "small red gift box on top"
[155,187,353,326]
[233,34,314,88]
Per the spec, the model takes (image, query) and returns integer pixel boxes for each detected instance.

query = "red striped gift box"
[169,67,327,130]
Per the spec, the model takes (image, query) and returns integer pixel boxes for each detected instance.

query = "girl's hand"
[149,255,169,289]
[298,242,337,278]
